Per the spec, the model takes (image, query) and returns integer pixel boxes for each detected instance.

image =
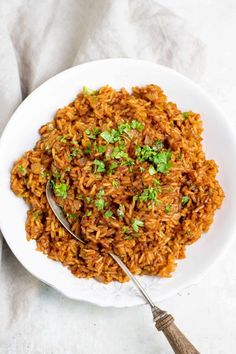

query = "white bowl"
[0,58,236,307]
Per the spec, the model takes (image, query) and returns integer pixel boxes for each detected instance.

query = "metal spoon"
[46,181,200,354]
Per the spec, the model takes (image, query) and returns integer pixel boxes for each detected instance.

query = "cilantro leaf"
[85,128,101,140]
[182,111,190,119]
[117,205,125,219]
[109,162,118,174]
[111,146,128,159]
[94,159,106,173]
[97,145,106,154]
[139,187,159,203]
[131,219,144,232]
[95,198,105,210]
[148,165,156,175]
[83,86,98,95]
[18,165,27,175]
[104,210,113,218]
[181,196,190,206]
[54,182,68,199]
[130,120,144,131]
[165,205,172,213]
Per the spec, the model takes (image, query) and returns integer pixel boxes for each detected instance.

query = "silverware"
[46,181,200,354]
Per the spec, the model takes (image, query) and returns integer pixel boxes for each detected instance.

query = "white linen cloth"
[0,1,205,353]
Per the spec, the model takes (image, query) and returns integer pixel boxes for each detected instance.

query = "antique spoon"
[46,181,200,354]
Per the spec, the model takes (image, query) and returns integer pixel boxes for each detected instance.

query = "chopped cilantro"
[155,140,164,150]
[96,189,105,198]
[85,128,101,140]
[153,151,172,173]
[117,205,125,219]
[122,226,130,234]
[111,146,128,159]
[54,183,68,199]
[136,144,171,173]
[109,162,118,174]
[70,148,79,158]
[130,120,144,131]
[133,195,138,203]
[85,196,93,203]
[112,180,120,188]
[139,187,159,203]
[139,166,145,172]
[165,205,172,214]
[131,219,144,232]
[18,165,27,175]
[67,213,77,219]
[95,198,105,210]
[118,122,132,136]
[176,153,182,160]
[60,136,67,143]
[97,145,106,154]
[100,129,120,143]
[85,210,92,217]
[94,159,106,173]
[148,165,156,175]
[83,86,98,95]
[120,158,135,168]
[104,210,113,218]
[84,142,92,155]
[181,196,190,206]
[124,235,133,240]
[33,211,39,220]
[182,111,190,119]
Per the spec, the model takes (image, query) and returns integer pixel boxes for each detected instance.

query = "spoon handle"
[153,308,200,354]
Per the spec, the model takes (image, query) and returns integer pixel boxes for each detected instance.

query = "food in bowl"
[10,85,224,283]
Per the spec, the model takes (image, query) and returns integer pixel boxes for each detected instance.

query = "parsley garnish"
[108,162,118,174]
[131,219,144,232]
[155,140,164,150]
[83,86,98,95]
[112,180,120,188]
[117,205,125,219]
[85,128,101,140]
[153,151,172,173]
[54,182,68,199]
[96,189,105,198]
[70,148,79,158]
[18,165,27,175]
[84,142,92,155]
[94,159,106,173]
[111,146,128,159]
[139,187,159,203]
[122,226,130,234]
[136,143,171,173]
[100,129,120,143]
[33,211,39,220]
[85,210,92,217]
[97,145,106,154]
[181,196,190,206]
[95,198,105,210]
[67,213,77,219]
[130,120,144,131]
[104,210,113,218]
[182,112,190,119]
[165,205,172,213]
[148,165,156,175]
[60,136,67,143]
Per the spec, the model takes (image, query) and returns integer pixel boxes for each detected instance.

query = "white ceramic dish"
[0,58,236,307]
